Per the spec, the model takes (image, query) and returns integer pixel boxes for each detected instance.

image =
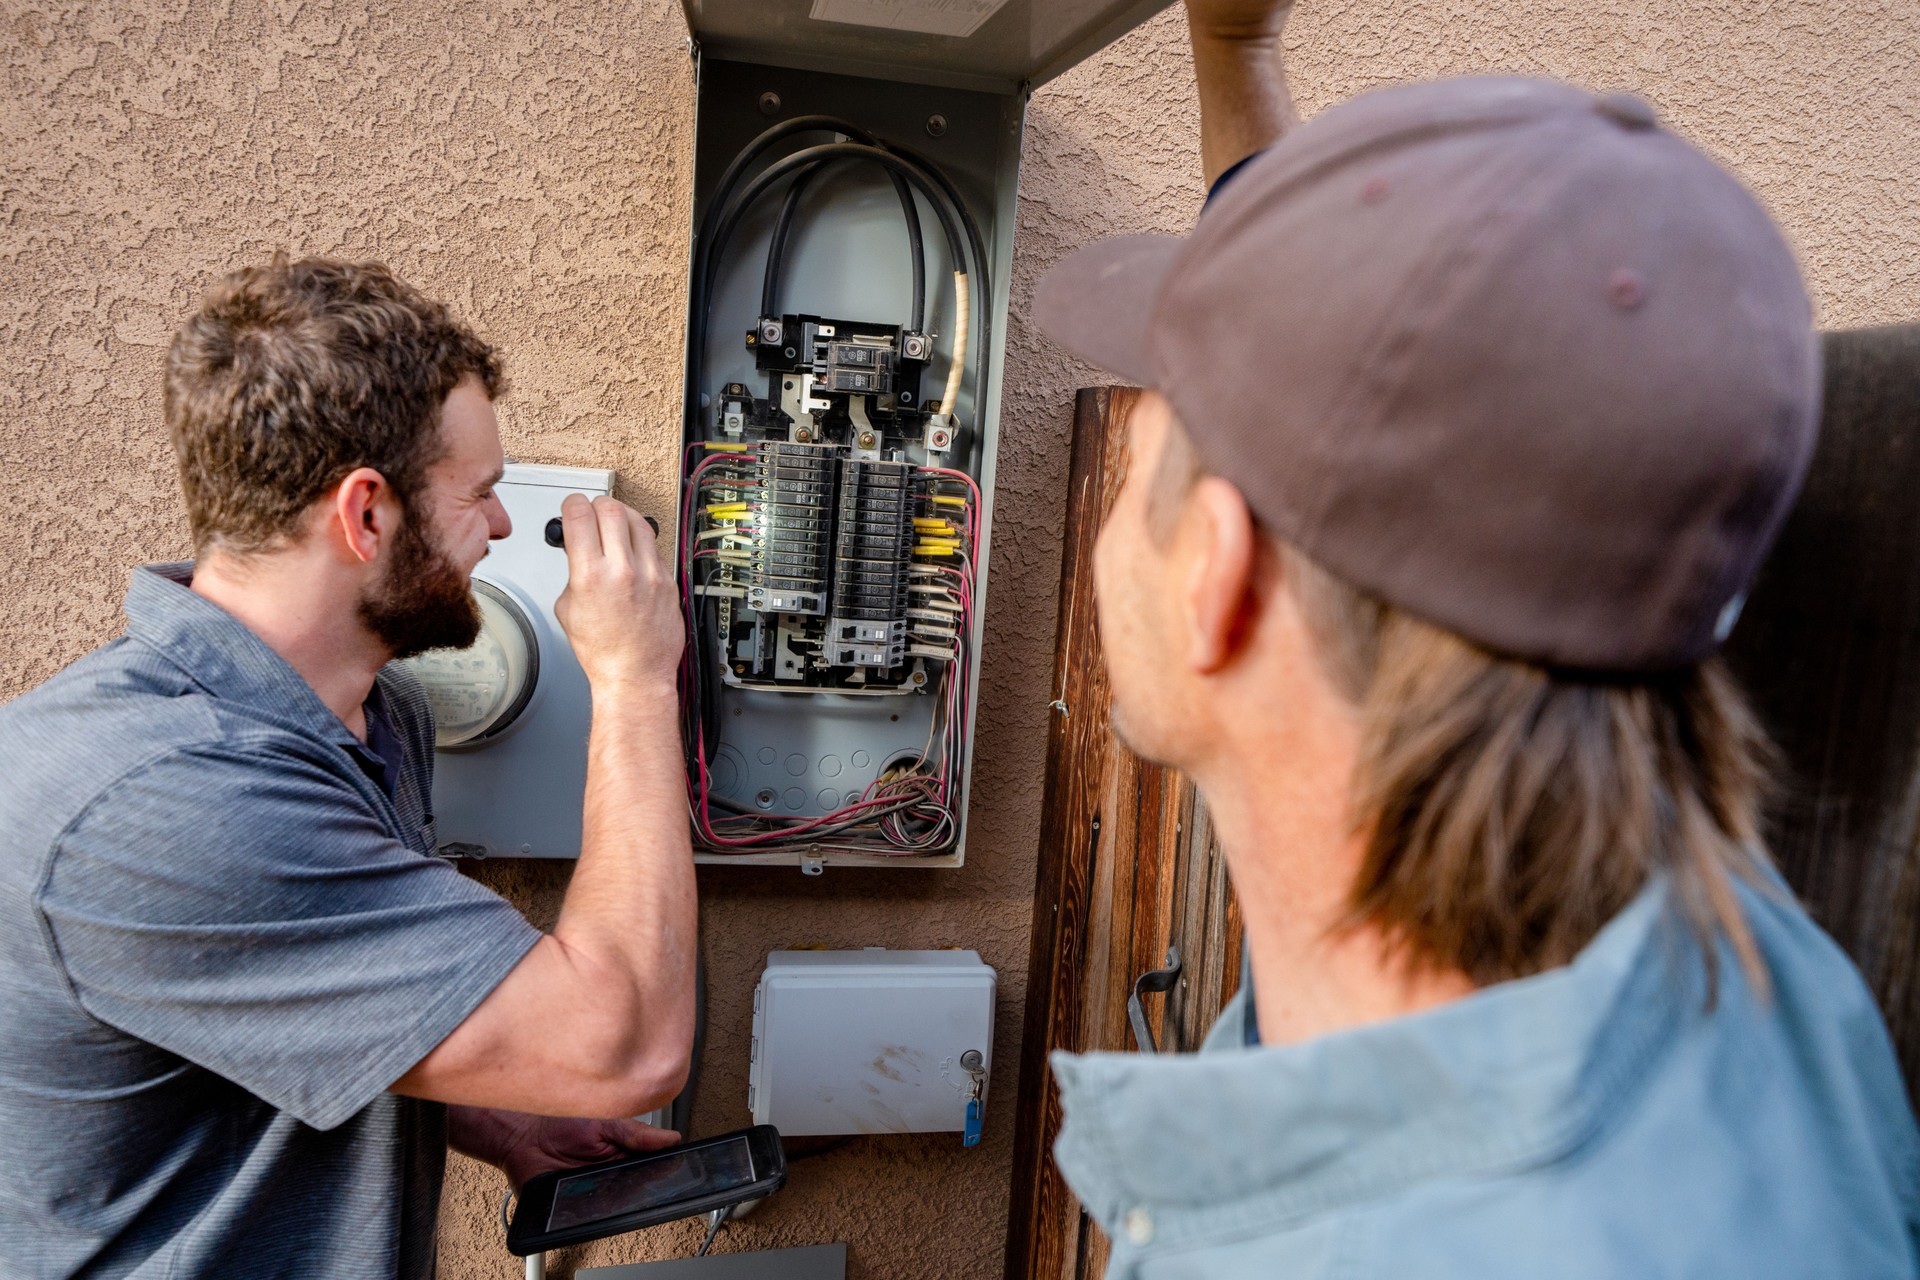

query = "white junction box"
[749,950,995,1138]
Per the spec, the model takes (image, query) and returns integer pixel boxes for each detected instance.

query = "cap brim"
[1032,235,1184,386]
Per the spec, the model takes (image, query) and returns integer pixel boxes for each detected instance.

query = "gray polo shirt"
[0,565,541,1278]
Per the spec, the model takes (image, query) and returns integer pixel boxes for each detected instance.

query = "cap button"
[1595,92,1659,131]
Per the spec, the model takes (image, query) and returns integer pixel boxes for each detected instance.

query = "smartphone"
[507,1125,787,1256]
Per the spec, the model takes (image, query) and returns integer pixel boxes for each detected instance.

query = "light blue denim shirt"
[1051,875,1920,1278]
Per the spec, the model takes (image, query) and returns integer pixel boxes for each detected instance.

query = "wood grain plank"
[1006,387,1242,1280]
[1006,388,1119,1280]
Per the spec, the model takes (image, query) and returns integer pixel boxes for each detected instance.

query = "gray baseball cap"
[1034,76,1819,671]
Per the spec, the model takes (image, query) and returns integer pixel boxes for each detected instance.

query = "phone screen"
[547,1137,758,1232]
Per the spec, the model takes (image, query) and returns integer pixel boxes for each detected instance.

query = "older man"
[1035,1,1920,1275]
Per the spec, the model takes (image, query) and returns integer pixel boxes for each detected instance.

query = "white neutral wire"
[939,270,969,426]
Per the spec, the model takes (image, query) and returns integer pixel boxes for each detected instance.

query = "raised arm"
[1185,0,1301,187]
[394,494,697,1119]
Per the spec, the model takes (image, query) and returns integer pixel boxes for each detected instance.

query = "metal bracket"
[1127,945,1182,1054]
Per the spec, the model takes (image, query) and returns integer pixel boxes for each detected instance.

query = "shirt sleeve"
[39,740,542,1130]
[1206,150,1263,206]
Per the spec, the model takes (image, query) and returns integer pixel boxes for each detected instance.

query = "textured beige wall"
[4,0,1917,1276]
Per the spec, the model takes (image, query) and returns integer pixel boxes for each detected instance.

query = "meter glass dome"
[402,579,540,748]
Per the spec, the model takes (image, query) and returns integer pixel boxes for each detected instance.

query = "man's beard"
[358,505,481,661]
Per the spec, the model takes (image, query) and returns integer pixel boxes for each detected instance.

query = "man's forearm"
[391,498,694,1117]
[552,681,697,1078]
[1189,16,1299,187]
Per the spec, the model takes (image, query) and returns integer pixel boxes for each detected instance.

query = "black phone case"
[507,1125,788,1256]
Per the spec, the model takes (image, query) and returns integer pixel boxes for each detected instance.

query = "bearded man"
[0,258,695,1278]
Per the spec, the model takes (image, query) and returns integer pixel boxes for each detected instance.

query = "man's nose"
[488,495,513,541]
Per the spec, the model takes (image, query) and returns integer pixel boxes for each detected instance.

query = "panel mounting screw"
[858,431,877,449]
[925,114,948,138]
[759,91,782,116]
[796,427,813,443]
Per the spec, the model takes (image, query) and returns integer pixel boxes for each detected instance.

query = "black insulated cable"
[686,115,983,432]
[762,161,926,333]
[695,142,972,424]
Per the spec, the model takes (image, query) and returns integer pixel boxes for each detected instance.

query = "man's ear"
[329,467,397,566]
[1184,476,1259,674]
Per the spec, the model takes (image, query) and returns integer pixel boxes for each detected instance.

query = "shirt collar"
[124,563,365,752]
[1049,878,1698,1249]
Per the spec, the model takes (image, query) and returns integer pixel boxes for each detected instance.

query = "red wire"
[679,445,983,854]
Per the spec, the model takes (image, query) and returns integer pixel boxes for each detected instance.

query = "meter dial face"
[401,579,541,748]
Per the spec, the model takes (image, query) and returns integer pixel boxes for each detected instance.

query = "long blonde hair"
[1286,545,1775,990]
[1147,413,1775,988]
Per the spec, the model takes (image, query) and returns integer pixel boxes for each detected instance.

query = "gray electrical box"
[676,0,1170,870]
[685,0,1174,91]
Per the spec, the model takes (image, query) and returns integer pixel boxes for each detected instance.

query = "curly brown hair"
[165,255,501,556]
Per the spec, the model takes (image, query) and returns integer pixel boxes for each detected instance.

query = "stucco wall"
[4,0,1917,1277]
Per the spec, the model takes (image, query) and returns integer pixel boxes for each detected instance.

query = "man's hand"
[1183,0,1300,186]
[553,494,684,693]
[450,1105,682,1191]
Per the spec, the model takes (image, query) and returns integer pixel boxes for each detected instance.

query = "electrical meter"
[402,580,541,748]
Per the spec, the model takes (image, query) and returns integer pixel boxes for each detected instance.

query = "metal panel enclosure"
[677,0,1169,868]
[680,59,1021,868]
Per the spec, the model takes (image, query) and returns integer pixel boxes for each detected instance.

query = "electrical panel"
[677,64,1014,869]
[673,3,1171,868]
